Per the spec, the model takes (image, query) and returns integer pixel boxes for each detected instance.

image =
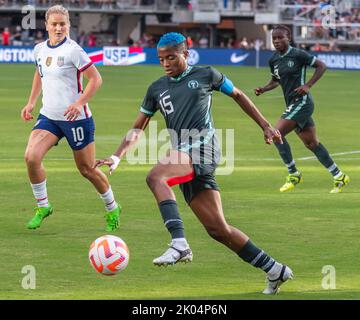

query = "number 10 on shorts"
[71,127,84,142]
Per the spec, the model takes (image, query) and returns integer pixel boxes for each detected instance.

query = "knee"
[24,150,41,167]
[304,140,319,151]
[205,223,232,243]
[78,165,95,180]
[146,171,160,189]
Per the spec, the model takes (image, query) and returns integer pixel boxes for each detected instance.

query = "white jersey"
[34,37,93,121]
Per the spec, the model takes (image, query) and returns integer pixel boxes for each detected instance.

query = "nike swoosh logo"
[160,90,169,97]
[230,53,250,64]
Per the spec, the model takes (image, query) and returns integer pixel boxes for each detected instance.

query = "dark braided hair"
[272,25,292,40]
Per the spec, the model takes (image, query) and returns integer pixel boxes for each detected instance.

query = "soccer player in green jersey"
[255,25,350,193]
[96,32,293,294]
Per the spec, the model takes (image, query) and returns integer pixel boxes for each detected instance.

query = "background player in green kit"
[96,32,293,294]
[255,25,350,193]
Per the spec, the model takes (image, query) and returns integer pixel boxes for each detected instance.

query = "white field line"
[296,150,360,161]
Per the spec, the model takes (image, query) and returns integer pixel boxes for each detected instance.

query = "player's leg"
[24,129,59,229]
[147,150,194,265]
[73,142,121,231]
[275,118,303,192]
[296,124,350,193]
[189,189,293,294]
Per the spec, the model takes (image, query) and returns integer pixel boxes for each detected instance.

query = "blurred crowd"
[291,1,360,47]
[1,25,46,46]
[0,25,265,50]
[0,0,254,10]
[1,0,360,51]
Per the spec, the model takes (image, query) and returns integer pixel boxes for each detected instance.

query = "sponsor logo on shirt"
[46,57,52,66]
[57,56,64,67]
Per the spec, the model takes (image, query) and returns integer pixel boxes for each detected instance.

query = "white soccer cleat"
[262,265,294,295]
[153,246,193,266]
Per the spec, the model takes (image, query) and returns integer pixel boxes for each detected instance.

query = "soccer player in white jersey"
[21,5,121,231]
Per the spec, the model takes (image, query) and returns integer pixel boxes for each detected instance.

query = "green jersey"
[269,46,317,106]
[140,66,226,166]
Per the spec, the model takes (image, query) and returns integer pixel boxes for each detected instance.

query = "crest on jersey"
[188,80,199,89]
[46,57,52,66]
[288,60,294,68]
[57,56,64,67]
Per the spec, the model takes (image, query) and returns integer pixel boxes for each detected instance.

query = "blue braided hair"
[157,32,186,49]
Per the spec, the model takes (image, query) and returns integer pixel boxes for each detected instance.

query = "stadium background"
[0,0,359,300]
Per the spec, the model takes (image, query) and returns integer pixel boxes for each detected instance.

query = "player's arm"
[95,112,151,174]
[218,76,281,144]
[21,70,42,121]
[64,65,103,121]
[254,77,280,96]
[229,86,282,144]
[294,59,327,95]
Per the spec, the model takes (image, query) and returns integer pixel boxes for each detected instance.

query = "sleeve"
[298,49,317,67]
[209,67,234,96]
[71,45,93,72]
[33,44,40,67]
[269,60,274,77]
[139,84,158,117]
[269,59,280,81]
[209,67,225,91]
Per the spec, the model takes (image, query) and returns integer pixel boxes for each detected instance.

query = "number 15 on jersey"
[159,95,174,115]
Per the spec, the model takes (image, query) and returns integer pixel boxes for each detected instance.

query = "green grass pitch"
[0,64,359,299]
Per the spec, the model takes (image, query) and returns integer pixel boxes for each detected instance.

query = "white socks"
[267,261,284,280]
[171,238,189,251]
[100,187,118,212]
[31,182,118,211]
[31,180,49,207]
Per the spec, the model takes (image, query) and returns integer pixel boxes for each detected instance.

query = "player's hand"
[294,84,310,96]
[263,126,283,145]
[21,103,35,121]
[95,155,120,175]
[64,102,83,121]
[254,87,265,96]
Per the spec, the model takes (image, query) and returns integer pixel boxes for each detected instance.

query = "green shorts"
[281,98,315,133]
[179,163,220,205]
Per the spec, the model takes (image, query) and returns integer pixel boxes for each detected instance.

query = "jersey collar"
[47,36,67,49]
[279,45,292,58]
[170,66,193,81]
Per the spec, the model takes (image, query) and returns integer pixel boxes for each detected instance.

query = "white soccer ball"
[89,235,129,275]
